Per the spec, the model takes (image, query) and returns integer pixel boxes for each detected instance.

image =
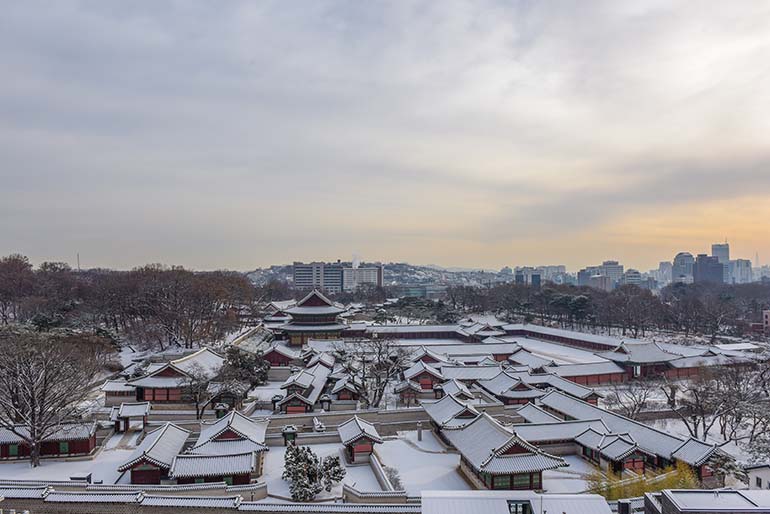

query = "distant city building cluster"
[246,244,770,296]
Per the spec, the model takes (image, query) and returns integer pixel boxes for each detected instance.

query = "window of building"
[493,475,511,489]
[8,444,18,457]
[507,501,531,514]
[757,476,763,488]
[531,473,541,489]
[59,441,69,454]
[223,476,233,486]
[513,474,530,489]
[195,478,205,484]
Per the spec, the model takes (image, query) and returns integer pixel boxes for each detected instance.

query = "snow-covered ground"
[514,339,607,364]
[261,443,382,498]
[542,455,596,493]
[396,430,447,453]
[376,439,471,495]
[0,448,132,484]
[248,381,285,402]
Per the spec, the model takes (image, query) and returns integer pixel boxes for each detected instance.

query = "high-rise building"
[513,267,542,287]
[623,269,643,286]
[729,259,753,284]
[672,252,695,283]
[589,274,613,292]
[577,266,600,287]
[293,261,344,294]
[599,261,624,286]
[657,261,673,285]
[712,243,730,282]
[693,254,724,284]
[342,265,384,292]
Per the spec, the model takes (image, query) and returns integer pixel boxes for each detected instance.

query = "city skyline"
[2,2,770,271]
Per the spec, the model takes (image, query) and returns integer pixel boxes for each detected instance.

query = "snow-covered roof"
[507,349,556,368]
[421,394,479,428]
[44,491,141,503]
[169,452,256,478]
[101,379,135,393]
[337,416,383,446]
[0,485,49,499]
[285,290,345,316]
[597,342,680,364]
[537,390,689,460]
[277,363,332,406]
[264,344,300,360]
[510,419,611,444]
[307,352,336,368]
[128,348,225,388]
[393,380,421,393]
[442,413,566,475]
[109,402,151,421]
[403,360,444,381]
[170,348,226,377]
[421,490,612,514]
[670,437,720,466]
[142,495,243,508]
[438,365,505,381]
[515,403,561,424]
[331,377,359,394]
[281,369,315,390]
[281,323,348,332]
[508,370,601,400]
[193,411,268,452]
[239,503,421,513]
[118,423,190,471]
[545,361,626,377]
[440,379,474,400]
[0,422,97,444]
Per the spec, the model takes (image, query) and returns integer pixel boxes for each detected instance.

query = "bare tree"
[332,339,412,408]
[180,363,214,420]
[0,326,110,466]
[661,372,732,440]
[603,379,660,420]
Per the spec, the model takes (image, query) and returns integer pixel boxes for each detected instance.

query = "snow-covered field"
[261,443,382,498]
[542,455,596,493]
[376,439,471,495]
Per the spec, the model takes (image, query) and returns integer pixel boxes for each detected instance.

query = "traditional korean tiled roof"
[421,490,612,514]
[515,403,561,424]
[239,503,421,513]
[127,348,225,388]
[281,369,316,390]
[538,390,690,460]
[109,402,151,421]
[0,486,49,499]
[189,439,268,456]
[101,379,135,392]
[264,344,300,360]
[44,491,141,503]
[192,411,268,452]
[505,370,601,401]
[285,290,346,316]
[282,323,348,332]
[410,346,453,364]
[117,423,190,471]
[142,494,243,508]
[545,361,626,377]
[393,380,422,393]
[337,416,383,445]
[670,437,720,466]
[511,419,611,444]
[421,394,479,428]
[439,364,505,381]
[307,352,336,368]
[596,342,680,364]
[169,452,257,479]
[403,360,444,381]
[507,349,557,368]
[442,413,567,475]
[440,379,474,400]
[0,422,97,444]
[331,377,359,394]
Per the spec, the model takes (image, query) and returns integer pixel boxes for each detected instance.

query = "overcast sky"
[2,1,769,272]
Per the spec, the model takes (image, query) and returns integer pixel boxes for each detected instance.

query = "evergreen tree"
[282,445,346,501]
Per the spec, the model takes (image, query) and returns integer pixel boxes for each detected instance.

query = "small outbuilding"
[109,402,151,433]
[337,416,383,463]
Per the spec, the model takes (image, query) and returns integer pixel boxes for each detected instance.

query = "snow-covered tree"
[332,339,412,408]
[0,326,110,466]
[708,452,748,485]
[282,445,346,501]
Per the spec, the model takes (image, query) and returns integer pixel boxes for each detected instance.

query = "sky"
[1,1,769,272]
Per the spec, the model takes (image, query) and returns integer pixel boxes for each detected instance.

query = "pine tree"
[282,446,346,501]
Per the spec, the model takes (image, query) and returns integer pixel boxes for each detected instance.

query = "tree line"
[446,281,770,341]
[0,253,267,350]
